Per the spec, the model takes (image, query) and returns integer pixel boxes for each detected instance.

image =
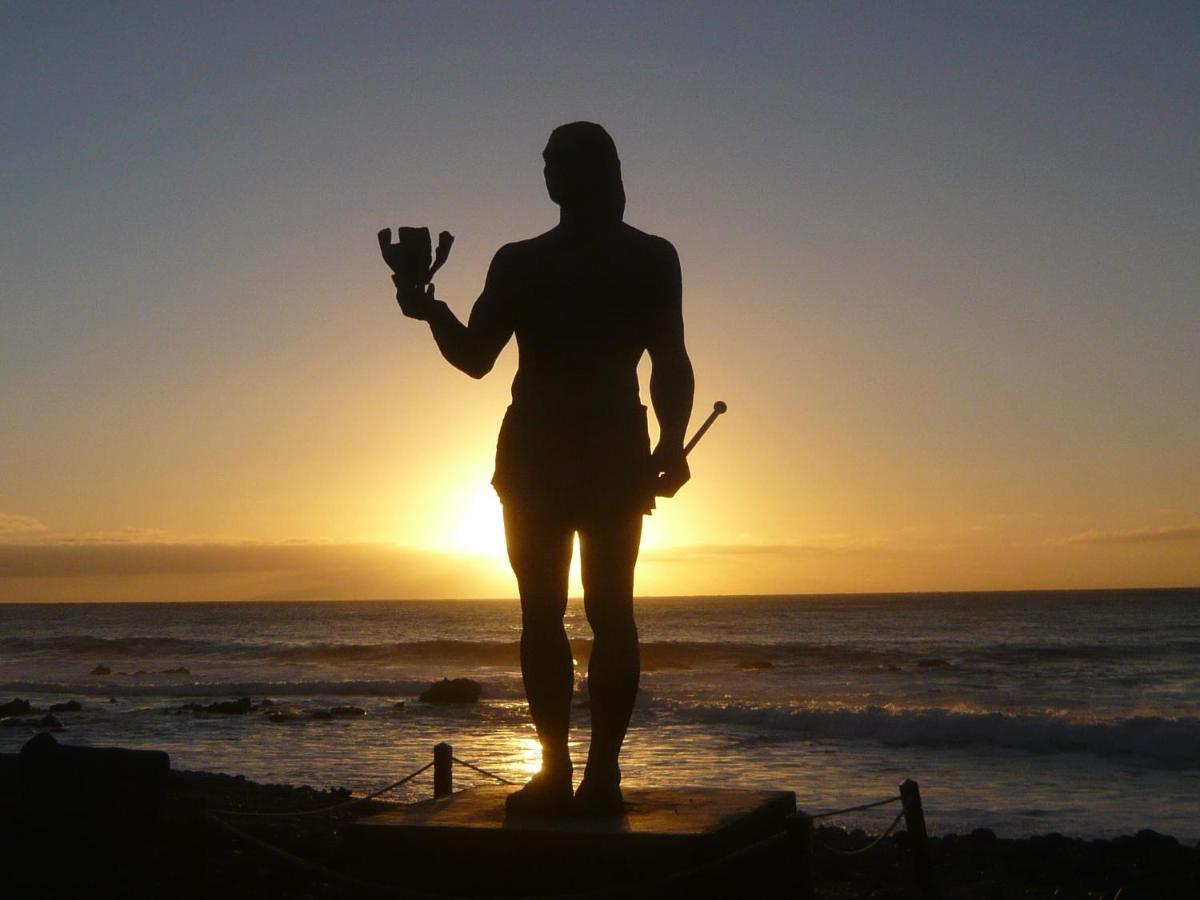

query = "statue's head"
[543,122,625,222]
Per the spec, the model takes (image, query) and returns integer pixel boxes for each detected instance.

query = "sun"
[439,483,508,558]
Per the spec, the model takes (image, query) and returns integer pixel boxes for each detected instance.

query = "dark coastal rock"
[38,714,63,729]
[419,677,482,704]
[260,698,275,707]
[108,697,118,703]
[817,824,848,842]
[917,658,953,669]
[204,697,254,714]
[735,657,776,670]
[0,752,17,790]
[91,664,112,676]
[309,709,334,720]
[267,711,302,723]
[174,697,254,715]
[393,701,406,711]
[18,733,169,835]
[971,827,998,846]
[160,666,190,675]
[49,701,82,713]
[1135,829,1178,848]
[0,698,32,717]
[330,706,365,717]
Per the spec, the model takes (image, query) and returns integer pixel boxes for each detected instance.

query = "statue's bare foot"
[573,776,625,816]
[504,770,573,816]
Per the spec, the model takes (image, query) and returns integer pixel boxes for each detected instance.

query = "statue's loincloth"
[491,402,655,524]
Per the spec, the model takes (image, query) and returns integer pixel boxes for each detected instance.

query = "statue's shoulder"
[619,224,677,260]
[491,230,556,269]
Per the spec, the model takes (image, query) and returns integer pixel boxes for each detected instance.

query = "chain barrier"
[810,794,902,819]
[209,760,434,818]
[451,755,519,785]
[815,808,907,856]
[206,750,923,893]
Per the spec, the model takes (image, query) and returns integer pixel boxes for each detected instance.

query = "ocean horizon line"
[0,585,1196,605]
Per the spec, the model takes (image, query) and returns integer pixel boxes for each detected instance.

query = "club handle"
[682,401,727,456]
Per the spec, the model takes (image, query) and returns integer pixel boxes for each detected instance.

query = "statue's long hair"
[545,121,626,223]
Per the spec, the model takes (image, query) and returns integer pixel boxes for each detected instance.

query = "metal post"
[787,812,814,900]
[434,742,453,798]
[899,778,936,898]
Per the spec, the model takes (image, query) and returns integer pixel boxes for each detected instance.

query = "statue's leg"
[504,503,575,804]
[577,512,642,808]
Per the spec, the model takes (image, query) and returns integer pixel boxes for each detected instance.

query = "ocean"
[2,590,1197,841]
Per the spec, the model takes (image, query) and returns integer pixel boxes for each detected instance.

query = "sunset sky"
[2,2,1197,601]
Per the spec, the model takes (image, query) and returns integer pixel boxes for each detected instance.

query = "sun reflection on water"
[511,734,544,776]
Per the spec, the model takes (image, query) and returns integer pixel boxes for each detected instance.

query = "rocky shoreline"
[1,753,1196,899]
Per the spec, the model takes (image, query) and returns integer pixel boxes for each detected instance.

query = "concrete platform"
[349,785,797,897]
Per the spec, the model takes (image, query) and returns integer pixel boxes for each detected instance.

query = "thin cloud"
[0,540,511,602]
[1062,524,1200,546]
[0,540,440,577]
[643,537,912,564]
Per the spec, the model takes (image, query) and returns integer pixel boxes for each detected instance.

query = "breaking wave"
[654,701,1200,765]
[0,679,526,700]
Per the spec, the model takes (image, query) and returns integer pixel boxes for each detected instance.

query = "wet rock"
[38,714,63,729]
[735,657,775,670]
[817,824,848,841]
[260,698,275,707]
[160,666,190,675]
[203,697,254,715]
[267,711,301,723]
[392,701,406,711]
[0,698,32,718]
[309,709,334,720]
[917,658,952,669]
[330,706,365,717]
[91,665,112,676]
[108,697,118,703]
[174,697,253,715]
[49,701,82,713]
[419,677,482,704]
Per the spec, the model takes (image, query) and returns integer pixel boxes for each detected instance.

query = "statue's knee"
[521,605,566,636]
[585,605,637,642]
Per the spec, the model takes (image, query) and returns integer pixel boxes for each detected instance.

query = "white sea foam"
[651,700,1200,765]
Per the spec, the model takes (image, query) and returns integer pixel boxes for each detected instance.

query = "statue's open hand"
[393,275,439,321]
[651,444,691,498]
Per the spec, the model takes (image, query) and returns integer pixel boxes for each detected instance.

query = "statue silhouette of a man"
[387,122,694,814]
